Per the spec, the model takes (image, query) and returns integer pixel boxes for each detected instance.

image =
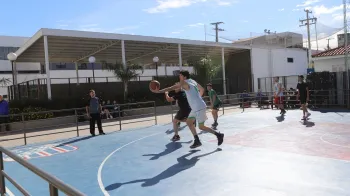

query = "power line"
[210,22,224,42]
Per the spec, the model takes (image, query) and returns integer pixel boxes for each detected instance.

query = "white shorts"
[188,108,207,124]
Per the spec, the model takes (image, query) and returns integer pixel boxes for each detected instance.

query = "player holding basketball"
[297,75,311,120]
[206,83,222,128]
[274,77,286,115]
[165,87,195,141]
[151,70,224,149]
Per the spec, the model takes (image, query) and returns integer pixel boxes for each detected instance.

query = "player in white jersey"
[151,70,224,149]
[274,77,286,115]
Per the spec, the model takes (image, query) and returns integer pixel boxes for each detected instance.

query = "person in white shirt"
[151,70,224,149]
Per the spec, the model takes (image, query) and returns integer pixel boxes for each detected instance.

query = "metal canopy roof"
[15,28,250,64]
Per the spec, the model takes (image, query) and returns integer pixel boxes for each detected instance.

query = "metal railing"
[0,145,85,195]
[168,89,350,118]
[0,101,157,145]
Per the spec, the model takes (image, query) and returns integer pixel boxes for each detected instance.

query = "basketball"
[149,80,160,91]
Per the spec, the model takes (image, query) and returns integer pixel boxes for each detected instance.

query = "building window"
[79,63,87,69]
[55,63,67,69]
[287,58,293,63]
[0,47,19,60]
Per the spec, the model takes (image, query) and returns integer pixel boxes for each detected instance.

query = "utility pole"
[299,9,317,69]
[210,22,224,42]
[343,0,349,108]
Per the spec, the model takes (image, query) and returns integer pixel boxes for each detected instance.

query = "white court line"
[5,187,15,196]
[320,133,350,149]
[97,132,162,196]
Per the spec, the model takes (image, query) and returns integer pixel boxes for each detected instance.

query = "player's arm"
[197,83,205,97]
[306,85,310,101]
[277,83,282,96]
[165,92,175,102]
[296,84,300,100]
[85,100,90,117]
[153,83,181,93]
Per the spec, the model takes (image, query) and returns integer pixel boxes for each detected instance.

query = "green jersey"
[208,89,221,105]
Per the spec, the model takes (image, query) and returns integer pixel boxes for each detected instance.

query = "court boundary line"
[97,132,162,196]
[320,133,350,149]
[5,187,15,196]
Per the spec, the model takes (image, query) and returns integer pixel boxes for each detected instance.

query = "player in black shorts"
[297,75,311,120]
[165,88,195,141]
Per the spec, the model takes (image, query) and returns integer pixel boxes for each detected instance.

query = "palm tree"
[0,78,11,87]
[101,61,144,102]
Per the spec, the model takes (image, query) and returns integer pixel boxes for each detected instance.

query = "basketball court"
[3,109,350,196]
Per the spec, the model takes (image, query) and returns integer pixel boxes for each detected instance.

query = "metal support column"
[44,36,52,99]
[221,47,226,95]
[121,40,126,69]
[75,62,79,85]
[178,44,182,70]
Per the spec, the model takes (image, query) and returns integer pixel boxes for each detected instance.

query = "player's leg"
[300,96,310,119]
[211,104,220,127]
[196,109,224,146]
[171,110,184,141]
[279,97,286,114]
[186,112,202,148]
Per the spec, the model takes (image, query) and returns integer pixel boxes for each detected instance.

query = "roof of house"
[312,45,350,58]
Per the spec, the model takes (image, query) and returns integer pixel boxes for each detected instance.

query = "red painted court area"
[224,122,350,161]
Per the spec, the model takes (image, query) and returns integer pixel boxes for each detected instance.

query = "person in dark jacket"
[0,95,10,132]
[85,90,105,136]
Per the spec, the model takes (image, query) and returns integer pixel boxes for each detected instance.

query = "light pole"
[89,56,96,83]
[153,56,159,80]
[7,53,17,99]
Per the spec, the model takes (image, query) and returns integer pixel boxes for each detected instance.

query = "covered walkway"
[11,28,250,98]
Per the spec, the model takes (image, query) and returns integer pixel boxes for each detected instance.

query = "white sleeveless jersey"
[274,82,283,96]
[183,79,206,111]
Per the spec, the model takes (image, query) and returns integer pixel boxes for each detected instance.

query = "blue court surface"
[3,109,350,196]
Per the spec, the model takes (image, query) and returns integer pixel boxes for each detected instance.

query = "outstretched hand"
[151,86,160,93]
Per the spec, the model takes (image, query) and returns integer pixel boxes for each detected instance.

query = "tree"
[101,61,144,102]
[0,78,11,87]
[187,56,222,84]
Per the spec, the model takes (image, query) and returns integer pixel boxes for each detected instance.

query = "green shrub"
[9,106,54,122]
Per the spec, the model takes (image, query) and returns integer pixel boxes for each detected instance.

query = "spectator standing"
[86,90,105,136]
[0,95,10,132]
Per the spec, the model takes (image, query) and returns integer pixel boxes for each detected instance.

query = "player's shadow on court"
[275,114,285,122]
[143,141,192,160]
[165,126,187,135]
[105,148,222,191]
[301,121,315,127]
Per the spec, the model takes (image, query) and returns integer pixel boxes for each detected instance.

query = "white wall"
[0,36,29,47]
[251,48,307,92]
[314,57,345,72]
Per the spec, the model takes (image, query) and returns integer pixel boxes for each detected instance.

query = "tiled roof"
[312,45,350,58]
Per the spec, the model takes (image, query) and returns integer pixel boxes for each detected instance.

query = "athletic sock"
[194,135,200,141]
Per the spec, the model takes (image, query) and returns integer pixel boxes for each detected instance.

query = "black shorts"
[213,103,222,110]
[299,96,307,104]
[175,109,191,121]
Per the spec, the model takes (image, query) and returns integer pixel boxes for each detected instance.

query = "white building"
[233,32,308,92]
[312,45,347,72]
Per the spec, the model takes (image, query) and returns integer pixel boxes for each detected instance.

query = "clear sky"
[0,0,344,48]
